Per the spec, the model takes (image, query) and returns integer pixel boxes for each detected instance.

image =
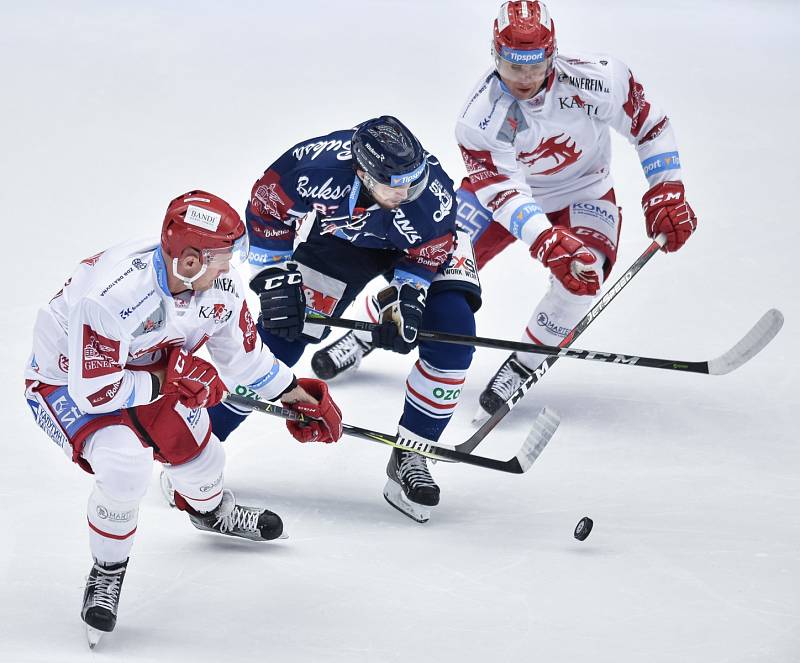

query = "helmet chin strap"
[172,257,208,290]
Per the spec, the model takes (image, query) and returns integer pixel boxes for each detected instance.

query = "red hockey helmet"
[492,1,556,66]
[160,190,248,287]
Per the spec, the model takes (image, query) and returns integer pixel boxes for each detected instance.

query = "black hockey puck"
[574,516,593,541]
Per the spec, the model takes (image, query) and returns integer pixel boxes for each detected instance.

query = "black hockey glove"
[250,263,305,341]
[372,282,426,354]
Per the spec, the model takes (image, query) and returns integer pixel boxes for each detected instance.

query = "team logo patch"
[519,134,582,176]
[623,73,651,137]
[239,303,257,352]
[410,236,453,269]
[253,181,287,219]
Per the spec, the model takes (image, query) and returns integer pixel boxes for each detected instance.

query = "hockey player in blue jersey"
[209,116,481,522]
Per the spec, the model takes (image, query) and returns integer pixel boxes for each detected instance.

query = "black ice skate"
[311,331,373,380]
[383,446,440,523]
[189,489,284,541]
[473,353,533,423]
[81,558,128,649]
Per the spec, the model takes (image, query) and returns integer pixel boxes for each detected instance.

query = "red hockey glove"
[282,378,343,443]
[530,227,600,296]
[642,181,697,253]
[162,348,226,409]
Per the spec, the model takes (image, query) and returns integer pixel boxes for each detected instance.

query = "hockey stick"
[224,392,560,475]
[310,309,782,376]
[455,234,667,455]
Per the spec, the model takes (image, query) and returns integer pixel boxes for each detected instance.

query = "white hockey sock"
[87,485,139,564]
[517,254,605,372]
[403,359,467,428]
[82,425,152,564]
[163,435,226,514]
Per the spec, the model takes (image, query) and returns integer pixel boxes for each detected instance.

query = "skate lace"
[328,333,365,369]
[490,360,527,402]
[87,569,122,612]
[398,452,436,488]
[216,505,260,534]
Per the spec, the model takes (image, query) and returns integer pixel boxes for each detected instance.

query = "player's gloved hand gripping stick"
[371,281,427,354]
[162,348,227,409]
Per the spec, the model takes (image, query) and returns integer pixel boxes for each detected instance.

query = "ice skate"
[383,447,440,523]
[189,489,284,541]
[81,559,128,649]
[473,353,533,424]
[311,331,374,380]
[159,469,176,508]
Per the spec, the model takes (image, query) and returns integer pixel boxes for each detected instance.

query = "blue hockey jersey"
[246,129,458,287]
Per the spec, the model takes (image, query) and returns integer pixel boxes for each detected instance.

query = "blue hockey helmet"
[351,116,429,203]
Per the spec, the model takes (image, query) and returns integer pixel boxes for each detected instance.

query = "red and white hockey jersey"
[25,238,293,414]
[455,54,683,246]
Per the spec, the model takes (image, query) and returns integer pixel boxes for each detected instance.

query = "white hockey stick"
[706,308,784,375]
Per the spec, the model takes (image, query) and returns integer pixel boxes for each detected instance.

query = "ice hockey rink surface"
[2,1,798,661]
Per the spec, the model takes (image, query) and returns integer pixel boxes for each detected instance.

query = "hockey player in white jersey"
[24,191,343,647]
[455,0,698,418]
[311,0,697,422]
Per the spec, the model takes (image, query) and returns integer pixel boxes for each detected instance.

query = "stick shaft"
[456,235,665,454]
[223,392,532,473]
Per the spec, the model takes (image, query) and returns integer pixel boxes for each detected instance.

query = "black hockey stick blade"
[223,393,559,474]
[707,308,784,375]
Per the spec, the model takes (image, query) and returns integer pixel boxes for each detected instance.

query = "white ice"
[2,1,798,661]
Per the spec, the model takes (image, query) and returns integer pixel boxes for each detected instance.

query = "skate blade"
[382,479,430,523]
[86,625,104,649]
[471,402,491,426]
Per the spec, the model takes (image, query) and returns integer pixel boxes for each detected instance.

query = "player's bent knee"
[424,290,475,334]
[419,291,475,370]
[165,435,226,509]
[83,426,152,503]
